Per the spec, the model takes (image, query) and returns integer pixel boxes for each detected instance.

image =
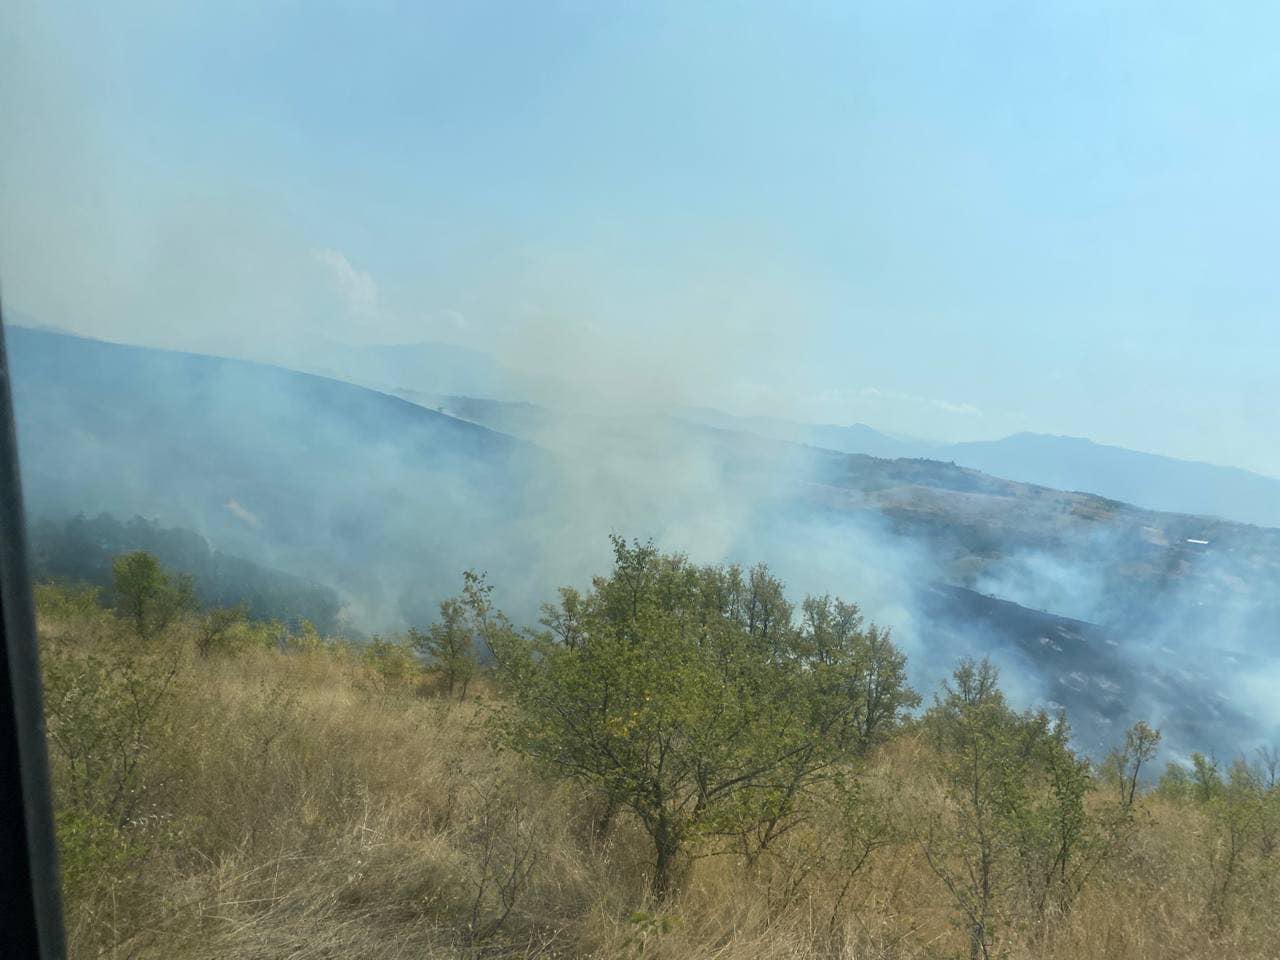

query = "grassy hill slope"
[38,591,1280,960]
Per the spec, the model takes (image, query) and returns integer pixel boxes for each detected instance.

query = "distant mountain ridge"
[677,407,1280,530]
[69,325,1273,530]
[262,334,518,400]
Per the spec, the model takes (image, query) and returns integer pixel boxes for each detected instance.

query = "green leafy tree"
[741,593,919,860]
[1101,720,1162,807]
[288,618,324,654]
[34,582,104,622]
[1255,747,1280,857]
[1191,752,1224,803]
[362,634,419,686]
[42,640,184,897]
[494,537,915,899]
[1157,749,1277,932]
[922,659,1097,959]
[111,551,196,641]
[412,596,478,700]
[1156,761,1193,801]
[196,604,248,658]
[797,594,919,754]
[1204,758,1268,933]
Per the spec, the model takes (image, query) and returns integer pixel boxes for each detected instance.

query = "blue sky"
[2,1,1278,474]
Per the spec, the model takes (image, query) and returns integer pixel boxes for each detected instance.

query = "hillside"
[677,407,1280,529]
[11,326,1280,759]
[422,395,1280,758]
[429,391,1280,638]
[8,325,552,628]
[37,579,1280,960]
[257,334,518,400]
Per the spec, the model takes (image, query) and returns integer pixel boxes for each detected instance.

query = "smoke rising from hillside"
[6,0,1279,772]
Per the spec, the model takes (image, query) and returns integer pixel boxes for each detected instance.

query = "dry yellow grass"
[37,601,1280,960]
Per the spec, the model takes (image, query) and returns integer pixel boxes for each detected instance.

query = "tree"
[921,659,1095,959]
[361,634,419,686]
[412,596,477,700]
[1191,753,1224,803]
[1156,761,1193,801]
[1205,758,1267,933]
[111,551,196,641]
[42,635,184,896]
[739,593,920,861]
[1254,747,1280,857]
[797,594,919,755]
[411,570,508,701]
[1159,748,1276,931]
[494,537,915,899]
[196,604,248,658]
[1256,746,1280,791]
[1102,720,1161,807]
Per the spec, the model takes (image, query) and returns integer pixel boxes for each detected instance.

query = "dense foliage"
[492,538,919,895]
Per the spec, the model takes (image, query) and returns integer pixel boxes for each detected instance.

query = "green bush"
[921,659,1103,957]
[34,581,105,622]
[112,550,196,641]
[41,636,185,907]
[362,634,420,686]
[411,574,485,701]
[494,537,917,899]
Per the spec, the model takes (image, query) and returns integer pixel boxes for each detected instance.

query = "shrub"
[195,603,249,658]
[111,550,196,641]
[34,581,104,623]
[921,659,1107,958]
[41,635,185,911]
[494,537,916,899]
[362,634,420,686]
[411,575,488,701]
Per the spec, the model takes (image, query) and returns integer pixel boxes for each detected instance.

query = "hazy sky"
[3,1,1278,475]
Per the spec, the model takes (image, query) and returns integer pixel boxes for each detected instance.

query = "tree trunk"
[970,920,988,960]
[593,795,618,846]
[650,819,683,901]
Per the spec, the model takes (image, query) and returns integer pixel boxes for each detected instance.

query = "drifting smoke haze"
[18,316,1280,766]
[5,0,1280,770]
